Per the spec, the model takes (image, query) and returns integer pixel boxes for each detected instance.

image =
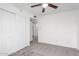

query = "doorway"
[30,16,38,45]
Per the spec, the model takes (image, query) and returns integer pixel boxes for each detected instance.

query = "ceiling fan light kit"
[42,3,48,8]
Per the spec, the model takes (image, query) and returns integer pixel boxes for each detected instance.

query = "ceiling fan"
[31,3,58,13]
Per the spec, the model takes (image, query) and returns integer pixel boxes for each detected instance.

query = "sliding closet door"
[0,9,16,55]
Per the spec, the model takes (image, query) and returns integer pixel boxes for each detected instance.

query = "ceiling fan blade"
[42,8,45,13]
[31,4,42,8]
[48,4,58,9]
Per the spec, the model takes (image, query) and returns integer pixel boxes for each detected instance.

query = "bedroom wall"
[38,10,77,48]
[77,8,79,50]
[0,4,32,55]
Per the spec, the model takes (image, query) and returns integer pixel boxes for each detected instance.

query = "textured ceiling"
[13,3,79,17]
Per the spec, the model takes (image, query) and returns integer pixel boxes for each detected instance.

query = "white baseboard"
[38,40,78,50]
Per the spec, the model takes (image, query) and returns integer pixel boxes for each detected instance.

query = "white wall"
[38,10,77,48]
[77,8,79,50]
[0,4,32,55]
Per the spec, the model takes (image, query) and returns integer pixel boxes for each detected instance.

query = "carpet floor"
[9,41,79,56]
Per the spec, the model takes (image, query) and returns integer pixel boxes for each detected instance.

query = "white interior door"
[0,8,16,55]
